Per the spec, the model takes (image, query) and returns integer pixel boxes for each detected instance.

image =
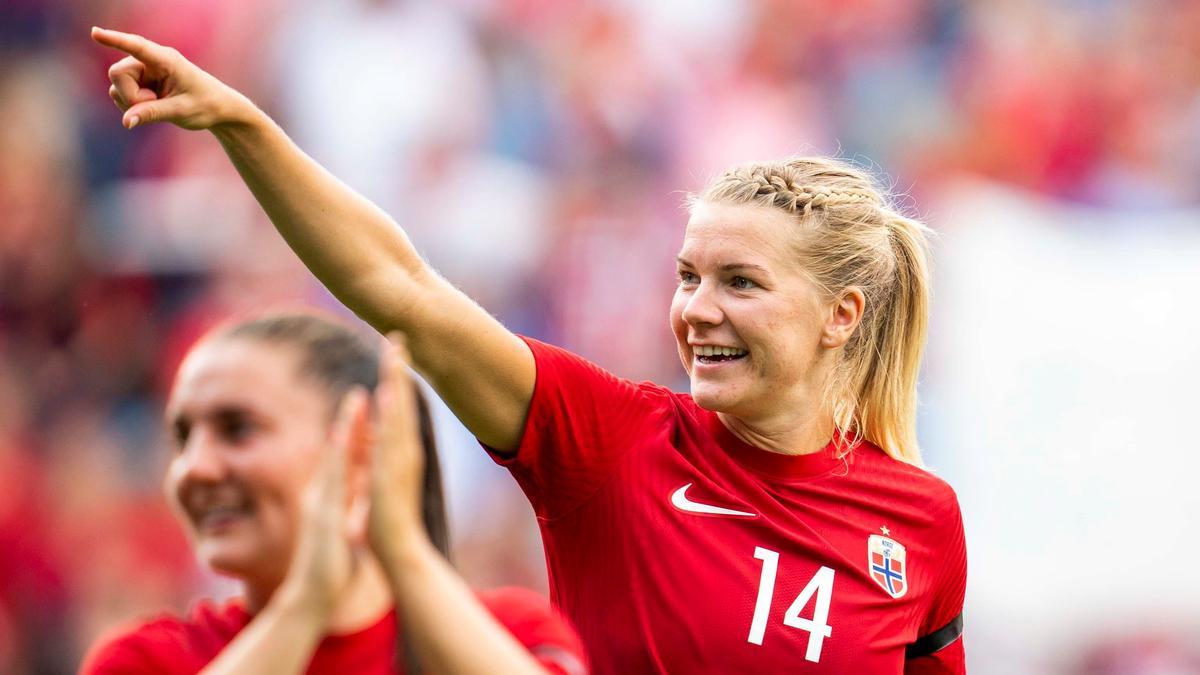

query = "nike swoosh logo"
[670,483,757,518]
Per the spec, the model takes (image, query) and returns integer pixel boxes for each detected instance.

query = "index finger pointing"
[91,26,168,63]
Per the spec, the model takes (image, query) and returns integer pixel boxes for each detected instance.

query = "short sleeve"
[905,637,965,675]
[478,587,589,675]
[485,337,669,519]
[906,493,967,674]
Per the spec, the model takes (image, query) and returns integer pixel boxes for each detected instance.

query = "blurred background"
[2,0,1199,672]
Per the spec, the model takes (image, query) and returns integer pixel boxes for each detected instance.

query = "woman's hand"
[366,334,429,568]
[91,27,256,130]
[277,389,371,618]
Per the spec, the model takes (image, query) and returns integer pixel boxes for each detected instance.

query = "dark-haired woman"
[81,312,587,674]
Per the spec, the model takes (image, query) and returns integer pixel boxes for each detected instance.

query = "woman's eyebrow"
[720,262,770,274]
[676,257,769,275]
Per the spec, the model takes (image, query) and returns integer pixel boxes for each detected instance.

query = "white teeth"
[694,345,747,357]
[189,492,251,526]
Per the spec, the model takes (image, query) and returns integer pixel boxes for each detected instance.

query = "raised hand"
[91,26,254,130]
[278,389,371,617]
[366,334,429,565]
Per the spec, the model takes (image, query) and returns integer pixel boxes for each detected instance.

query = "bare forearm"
[384,536,547,675]
[206,109,534,449]
[210,109,428,332]
[199,593,325,675]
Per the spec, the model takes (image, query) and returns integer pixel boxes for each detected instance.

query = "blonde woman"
[94,26,966,673]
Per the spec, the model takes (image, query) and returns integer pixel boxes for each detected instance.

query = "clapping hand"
[365,334,430,567]
[279,390,370,617]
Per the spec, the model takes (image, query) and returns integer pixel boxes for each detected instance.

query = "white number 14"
[748,546,835,662]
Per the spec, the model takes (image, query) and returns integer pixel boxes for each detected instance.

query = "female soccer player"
[81,312,587,674]
[93,26,966,673]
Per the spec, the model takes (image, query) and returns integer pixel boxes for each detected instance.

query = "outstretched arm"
[91,27,533,451]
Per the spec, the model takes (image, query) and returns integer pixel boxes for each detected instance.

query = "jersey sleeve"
[905,490,967,674]
[478,587,589,675]
[905,637,965,675]
[485,337,667,520]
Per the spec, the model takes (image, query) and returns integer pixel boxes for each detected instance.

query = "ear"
[820,287,865,349]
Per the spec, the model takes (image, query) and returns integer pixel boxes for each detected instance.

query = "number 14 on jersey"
[748,547,836,663]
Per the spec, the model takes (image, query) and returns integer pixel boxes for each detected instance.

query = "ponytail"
[850,214,931,464]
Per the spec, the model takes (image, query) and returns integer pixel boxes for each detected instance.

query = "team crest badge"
[868,534,907,598]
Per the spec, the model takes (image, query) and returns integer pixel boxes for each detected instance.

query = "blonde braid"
[723,163,880,216]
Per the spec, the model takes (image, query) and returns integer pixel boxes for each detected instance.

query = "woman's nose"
[177,429,229,484]
[681,281,723,328]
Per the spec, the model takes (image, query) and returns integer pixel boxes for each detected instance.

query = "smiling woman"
[81,312,587,675]
[165,335,339,594]
[91,25,965,673]
[683,159,933,464]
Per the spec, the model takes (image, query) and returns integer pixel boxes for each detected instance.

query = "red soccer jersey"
[489,338,967,673]
[80,587,587,675]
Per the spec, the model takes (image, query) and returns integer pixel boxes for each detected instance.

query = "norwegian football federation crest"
[868,534,908,598]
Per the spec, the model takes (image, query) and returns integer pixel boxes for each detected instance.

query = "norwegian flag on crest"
[868,534,908,599]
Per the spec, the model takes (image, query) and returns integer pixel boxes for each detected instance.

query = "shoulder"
[475,587,587,670]
[79,599,247,675]
[856,443,962,516]
[476,586,568,634]
[520,334,679,413]
[80,613,190,675]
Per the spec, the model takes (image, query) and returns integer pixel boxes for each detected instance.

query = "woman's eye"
[678,270,699,284]
[219,416,253,443]
[172,422,190,450]
[732,276,757,290]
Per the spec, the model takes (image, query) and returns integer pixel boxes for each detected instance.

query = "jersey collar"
[703,410,855,481]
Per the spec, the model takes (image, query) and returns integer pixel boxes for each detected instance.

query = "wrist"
[378,529,437,586]
[274,578,336,622]
[210,92,270,139]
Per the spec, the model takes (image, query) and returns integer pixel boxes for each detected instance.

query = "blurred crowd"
[1,0,1198,672]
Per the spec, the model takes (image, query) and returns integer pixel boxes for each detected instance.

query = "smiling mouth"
[183,486,255,533]
[693,345,749,365]
[194,505,252,532]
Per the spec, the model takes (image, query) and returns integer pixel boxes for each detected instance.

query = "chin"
[690,379,746,413]
[196,539,262,579]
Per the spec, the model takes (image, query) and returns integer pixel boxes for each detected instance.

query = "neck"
[718,404,835,456]
[243,556,393,634]
[715,355,843,455]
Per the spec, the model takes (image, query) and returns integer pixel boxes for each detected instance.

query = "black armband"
[905,613,963,659]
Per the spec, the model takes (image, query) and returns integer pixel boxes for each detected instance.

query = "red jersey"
[80,587,587,674]
[489,338,967,673]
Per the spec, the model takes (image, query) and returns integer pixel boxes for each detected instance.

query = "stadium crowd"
[1,0,1198,672]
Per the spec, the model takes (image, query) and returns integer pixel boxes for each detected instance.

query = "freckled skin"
[669,201,835,428]
[164,339,332,590]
